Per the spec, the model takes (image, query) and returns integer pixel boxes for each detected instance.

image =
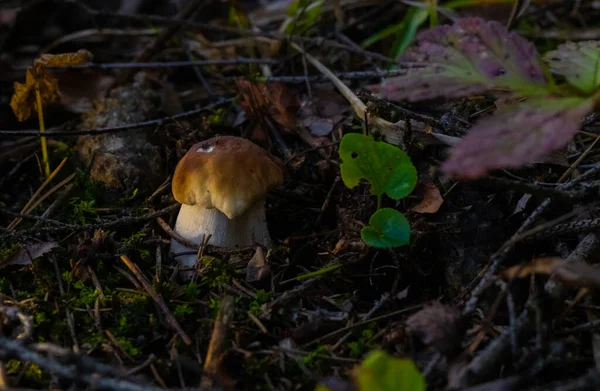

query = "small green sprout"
[338,133,417,248]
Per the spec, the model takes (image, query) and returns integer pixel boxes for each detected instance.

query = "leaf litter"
[3,4,600,391]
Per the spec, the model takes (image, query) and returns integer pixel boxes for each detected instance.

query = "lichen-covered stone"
[75,85,164,199]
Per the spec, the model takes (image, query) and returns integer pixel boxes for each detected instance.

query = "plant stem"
[35,86,50,177]
[377,195,382,210]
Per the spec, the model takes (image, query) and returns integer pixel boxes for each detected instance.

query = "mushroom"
[170,135,284,280]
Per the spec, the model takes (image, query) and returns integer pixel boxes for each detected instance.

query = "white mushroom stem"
[170,202,271,280]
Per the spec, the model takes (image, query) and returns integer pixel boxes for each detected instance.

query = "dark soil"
[2,1,600,391]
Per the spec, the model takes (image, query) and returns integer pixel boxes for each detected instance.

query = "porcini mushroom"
[170,135,284,280]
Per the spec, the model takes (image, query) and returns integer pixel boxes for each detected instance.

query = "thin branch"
[0,204,180,241]
[0,98,232,138]
[15,57,279,71]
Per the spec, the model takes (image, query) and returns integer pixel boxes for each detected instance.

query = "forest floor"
[2,1,600,390]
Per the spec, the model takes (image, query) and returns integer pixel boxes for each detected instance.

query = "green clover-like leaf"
[339,133,417,200]
[361,208,410,248]
[353,350,426,391]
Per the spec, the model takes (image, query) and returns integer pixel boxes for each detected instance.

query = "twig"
[75,4,397,63]
[7,173,76,231]
[315,176,340,227]
[462,164,600,315]
[449,301,536,388]
[7,157,68,230]
[112,0,206,86]
[0,204,180,242]
[302,304,421,348]
[201,295,235,390]
[19,58,279,71]
[0,98,232,138]
[0,337,163,391]
[119,255,192,345]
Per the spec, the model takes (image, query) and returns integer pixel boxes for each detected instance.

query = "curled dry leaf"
[0,241,59,269]
[410,180,444,214]
[500,257,600,288]
[10,49,93,121]
[405,300,465,356]
[441,96,596,179]
[379,17,547,102]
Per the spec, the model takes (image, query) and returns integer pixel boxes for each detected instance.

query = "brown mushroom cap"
[172,136,284,219]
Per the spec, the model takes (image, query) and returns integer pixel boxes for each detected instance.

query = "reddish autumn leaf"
[379,17,548,101]
[441,96,596,179]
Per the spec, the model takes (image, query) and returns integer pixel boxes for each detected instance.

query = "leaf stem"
[377,195,382,210]
[35,86,50,177]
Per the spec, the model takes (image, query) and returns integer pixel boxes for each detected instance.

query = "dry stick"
[112,0,206,86]
[302,304,422,348]
[0,337,164,391]
[156,216,199,250]
[41,28,158,53]
[0,204,180,241]
[315,176,340,227]
[79,5,396,63]
[7,173,76,231]
[289,42,407,146]
[119,255,192,345]
[7,157,68,230]
[0,98,232,138]
[461,165,600,315]
[449,301,536,389]
[557,134,600,183]
[200,295,235,390]
[31,58,278,71]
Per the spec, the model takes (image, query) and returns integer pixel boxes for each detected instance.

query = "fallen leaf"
[0,241,59,269]
[10,67,58,121]
[236,78,300,132]
[440,96,596,179]
[379,17,548,102]
[405,301,465,356]
[246,246,271,282]
[410,180,444,214]
[500,257,600,288]
[10,49,93,121]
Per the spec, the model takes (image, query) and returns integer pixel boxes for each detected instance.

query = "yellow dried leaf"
[10,67,58,121]
[10,49,91,122]
[34,49,93,68]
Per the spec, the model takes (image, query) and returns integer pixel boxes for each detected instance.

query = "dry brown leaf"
[236,78,299,132]
[500,257,600,288]
[10,68,58,121]
[246,246,271,282]
[0,241,59,269]
[405,301,465,356]
[10,49,93,121]
[410,180,444,214]
[34,49,92,68]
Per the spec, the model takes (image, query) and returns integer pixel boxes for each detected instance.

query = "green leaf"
[353,350,426,391]
[339,133,417,200]
[544,41,600,95]
[390,7,430,59]
[361,208,410,248]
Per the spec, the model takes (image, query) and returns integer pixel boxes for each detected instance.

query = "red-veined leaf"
[440,96,596,179]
